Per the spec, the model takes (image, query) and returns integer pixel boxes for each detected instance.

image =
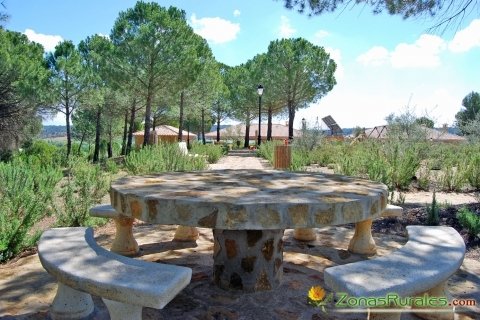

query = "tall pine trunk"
[126,99,136,155]
[77,131,85,155]
[216,111,221,142]
[143,75,154,147]
[288,101,295,140]
[121,109,128,155]
[93,107,102,163]
[244,115,250,148]
[201,108,206,145]
[178,91,184,142]
[267,106,273,141]
[65,104,71,158]
[107,123,113,158]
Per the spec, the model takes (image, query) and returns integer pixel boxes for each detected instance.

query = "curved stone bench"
[325,226,465,320]
[38,227,192,320]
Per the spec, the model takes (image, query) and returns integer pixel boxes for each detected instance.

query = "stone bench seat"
[381,204,403,217]
[38,227,192,320]
[324,226,465,320]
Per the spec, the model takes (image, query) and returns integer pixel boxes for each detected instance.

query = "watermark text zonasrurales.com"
[336,292,477,308]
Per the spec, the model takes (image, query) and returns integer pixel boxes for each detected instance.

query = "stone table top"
[110,170,388,230]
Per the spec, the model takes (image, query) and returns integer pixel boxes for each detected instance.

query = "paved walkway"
[209,149,271,170]
[0,150,479,319]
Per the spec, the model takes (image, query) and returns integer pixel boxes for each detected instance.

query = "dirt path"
[0,151,479,319]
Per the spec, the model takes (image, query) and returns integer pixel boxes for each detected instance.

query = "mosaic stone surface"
[213,229,284,291]
[110,170,388,229]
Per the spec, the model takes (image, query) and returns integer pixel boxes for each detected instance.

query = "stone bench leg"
[348,219,377,255]
[50,283,94,320]
[413,281,454,320]
[102,298,143,320]
[293,228,316,241]
[173,226,199,241]
[111,216,139,256]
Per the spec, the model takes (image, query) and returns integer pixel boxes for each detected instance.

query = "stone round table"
[110,170,388,292]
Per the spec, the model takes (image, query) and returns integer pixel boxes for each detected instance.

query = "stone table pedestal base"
[348,219,377,255]
[111,216,139,256]
[293,228,316,241]
[213,229,284,292]
[173,226,199,241]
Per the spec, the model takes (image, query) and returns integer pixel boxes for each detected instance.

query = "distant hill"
[339,126,461,137]
[42,125,67,138]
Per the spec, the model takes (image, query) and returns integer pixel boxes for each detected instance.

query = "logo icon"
[307,286,333,313]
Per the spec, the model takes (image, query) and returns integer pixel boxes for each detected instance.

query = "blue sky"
[4,0,480,129]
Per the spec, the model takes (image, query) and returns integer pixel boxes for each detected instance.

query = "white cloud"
[357,34,446,69]
[449,19,480,53]
[23,29,63,52]
[357,46,389,67]
[391,34,445,68]
[190,14,240,44]
[313,30,329,43]
[325,47,344,80]
[97,33,110,39]
[278,16,296,38]
[233,9,241,17]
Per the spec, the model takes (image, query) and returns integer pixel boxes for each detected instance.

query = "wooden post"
[275,143,316,241]
[274,145,291,169]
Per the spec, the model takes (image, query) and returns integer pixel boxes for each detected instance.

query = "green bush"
[125,143,207,175]
[104,158,120,174]
[465,152,480,190]
[439,160,466,192]
[0,161,61,262]
[384,142,420,190]
[56,158,111,227]
[457,207,480,238]
[426,190,440,226]
[190,143,225,163]
[290,148,311,170]
[256,141,277,165]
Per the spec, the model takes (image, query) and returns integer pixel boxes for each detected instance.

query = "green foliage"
[465,150,480,190]
[56,158,110,227]
[416,164,430,191]
[415,116,434,128]
[0,160,61,262]
[384,142,420,190]
[308,141,343,166]
[426,190,440,226]
[20,140,64,167]
[456,91,480,133]
[281,0,466,22]
[0,29,50,150]
[125,143,207,175]
[111,2,211,146]
[265,38,336,139]
[103,158,120,174]
[290,148,311,170]
[190,143,225,164]
[294,122,325,152]
[47,40,86,158]
[256,141,278,165]
[457,207,480,238]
